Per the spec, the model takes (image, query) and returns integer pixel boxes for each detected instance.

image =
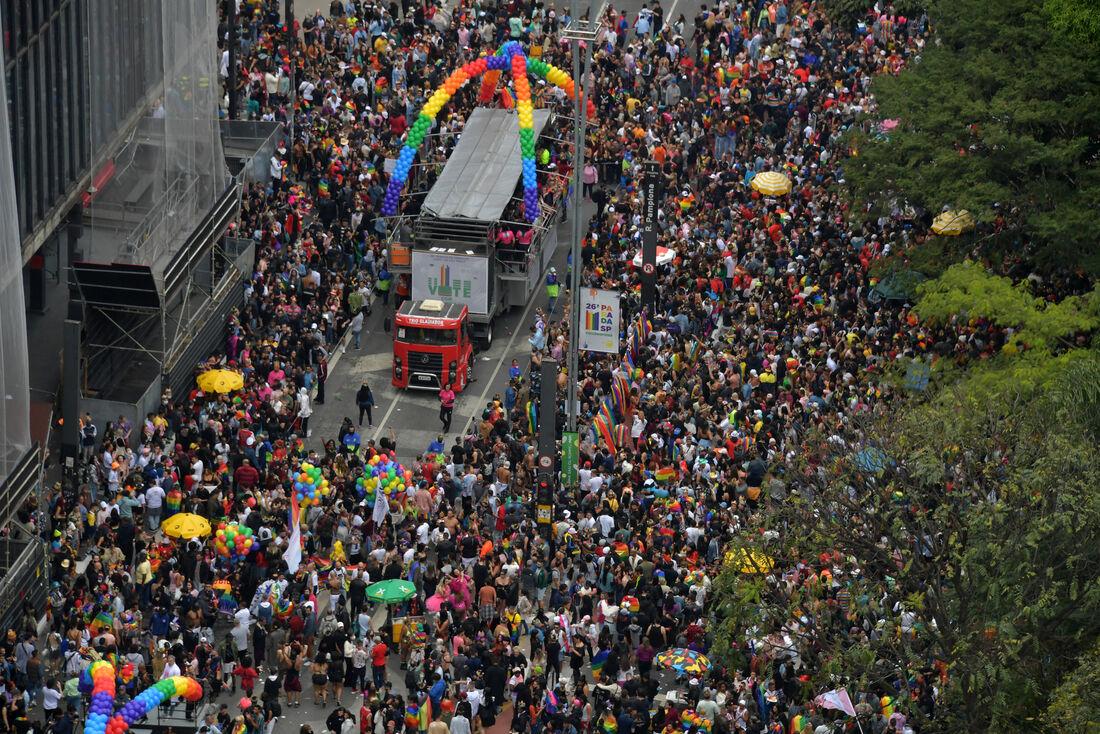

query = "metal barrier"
[0,536,48,634]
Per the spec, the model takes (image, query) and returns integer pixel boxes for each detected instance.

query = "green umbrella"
[365,579,417,604]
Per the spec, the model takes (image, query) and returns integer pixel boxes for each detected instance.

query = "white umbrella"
[633,246,676,267]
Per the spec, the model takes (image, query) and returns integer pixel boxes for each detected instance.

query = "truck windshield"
[396,326,457,346]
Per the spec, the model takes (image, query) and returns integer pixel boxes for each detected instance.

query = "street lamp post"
[560,1,601,433]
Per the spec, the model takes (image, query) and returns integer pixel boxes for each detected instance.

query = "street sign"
[537,504,552,524]
[641,161,662,310]
[561,431,579,488]
[539,454,553,469]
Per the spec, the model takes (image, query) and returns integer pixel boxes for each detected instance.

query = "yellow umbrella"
[931,210,976,235]
[197,369,244,394]
[750,170,792,196]
[161,513,212,539]
[724,547,775,574]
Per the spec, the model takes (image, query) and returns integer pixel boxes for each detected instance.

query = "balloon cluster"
[293,461,330,508]
[356,453,412,503]
[381,42,595,222]
[108,678,203,734]
[511,53,539,221]
[79,662,202,734]
[80,661,117,734]
[680,709,713,733]
[214,522,255,563]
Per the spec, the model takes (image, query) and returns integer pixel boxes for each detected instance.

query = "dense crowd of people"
[10,1,1070,734]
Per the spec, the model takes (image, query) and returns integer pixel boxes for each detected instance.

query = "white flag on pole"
[814,688,857,717]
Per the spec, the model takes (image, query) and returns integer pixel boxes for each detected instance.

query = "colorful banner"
[578,288,621,354]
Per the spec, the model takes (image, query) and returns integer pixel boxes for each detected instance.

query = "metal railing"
[0,536,48,633]
[118,174,200,266]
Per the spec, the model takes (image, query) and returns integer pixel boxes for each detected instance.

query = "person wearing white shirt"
[161,655,181,679]
[465,685,484,719]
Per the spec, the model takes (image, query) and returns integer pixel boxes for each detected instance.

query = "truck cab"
[392,299,474,392]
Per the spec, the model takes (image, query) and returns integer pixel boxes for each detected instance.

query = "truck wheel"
[466,362,473,383]
[480,323,494,350]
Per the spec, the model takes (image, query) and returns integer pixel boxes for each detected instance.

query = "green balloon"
[243,528,253,537]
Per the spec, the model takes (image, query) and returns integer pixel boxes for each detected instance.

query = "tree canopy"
[843,0,1100,274]
[711,267,1100,731]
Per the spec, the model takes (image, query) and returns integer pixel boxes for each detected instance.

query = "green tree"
[843,0,1100,274]
[711,269,1100,731]
[1043,0,1100,49]
[713,351,1100,731]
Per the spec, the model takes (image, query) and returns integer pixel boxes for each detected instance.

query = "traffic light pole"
[536,361,558,540]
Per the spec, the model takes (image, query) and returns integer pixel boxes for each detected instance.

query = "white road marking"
[458,288,549,439]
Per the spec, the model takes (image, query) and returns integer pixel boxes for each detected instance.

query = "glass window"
[395,327,457,346]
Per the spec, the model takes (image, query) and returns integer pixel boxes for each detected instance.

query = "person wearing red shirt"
[388,113,407,136]
[234,458,259,490]
[370,636,388,688]
[768,221,784,243]
[233,662,259,696]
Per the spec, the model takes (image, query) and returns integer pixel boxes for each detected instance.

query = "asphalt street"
[307,199,590,464]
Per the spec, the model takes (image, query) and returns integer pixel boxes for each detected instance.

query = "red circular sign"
[642,263,656,275]
[539,455,553,469]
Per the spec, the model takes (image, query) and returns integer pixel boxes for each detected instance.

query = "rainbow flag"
[289,493,301,527]
[655,466,676,482]
[318,179,329,197]
[635,312,652,341]
[613,542,629,559]
[611,375,631,418]
[594,417,616,454]
[612,424,631,449]
[600,716,618,734]
[165,490,182,515]
[599,397,617,428]
[621,595,640,613]
[527,401,537,433]
[90,611,113,633]
[621,350,635,377]
[591,649,609,677]
[344,100,356,113]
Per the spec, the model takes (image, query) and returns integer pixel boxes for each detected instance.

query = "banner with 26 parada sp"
[579,288,620,354]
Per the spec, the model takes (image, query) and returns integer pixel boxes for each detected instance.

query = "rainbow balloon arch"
[380,41,597,223]
[80,661,203,734]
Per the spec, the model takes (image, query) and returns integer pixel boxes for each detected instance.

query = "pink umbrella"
[425,594,444,613]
